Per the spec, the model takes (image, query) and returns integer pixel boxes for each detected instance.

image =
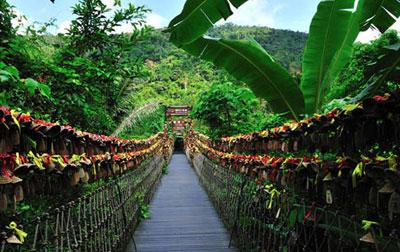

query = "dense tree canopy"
[191,83,267,138]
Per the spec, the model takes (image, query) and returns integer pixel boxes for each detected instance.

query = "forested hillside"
[126,24,308,108]
[132,24,307,73]
[208,24,307,72]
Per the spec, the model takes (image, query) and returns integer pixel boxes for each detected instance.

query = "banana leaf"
[165,0,248,46]
[360,0,400,33]
[352,43,400,102]
[301,0,357,114]
[181,36,305,120]
[322,0,367,107]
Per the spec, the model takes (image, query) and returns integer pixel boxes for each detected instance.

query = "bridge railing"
[185,89,400,251]
[2,154,165,252]
[0,107,174,251]
[188,150,400,251]
[208,90,400,156]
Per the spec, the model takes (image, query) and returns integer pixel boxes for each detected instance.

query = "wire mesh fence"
[1,154,165,252]
[191,153,400,252]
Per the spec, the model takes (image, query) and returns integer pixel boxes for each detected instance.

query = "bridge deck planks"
[126,153,236,252]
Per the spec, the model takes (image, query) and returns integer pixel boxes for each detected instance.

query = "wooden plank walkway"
[126,153,236,252]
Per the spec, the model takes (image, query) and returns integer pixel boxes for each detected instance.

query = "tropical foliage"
[1,0,309,139]
[0,0,150,134]
[117,105,166,139]
[191,82,267,138]
[181,37,305,120]
[166,0,400,118]
[326,31,400,103]
[165,0,248,46]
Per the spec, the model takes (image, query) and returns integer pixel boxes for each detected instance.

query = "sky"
[8,0,400,43]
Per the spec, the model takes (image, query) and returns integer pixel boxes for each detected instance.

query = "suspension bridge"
[1,93,400,252]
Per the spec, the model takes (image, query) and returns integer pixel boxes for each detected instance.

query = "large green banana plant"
[301,0,365,113]
[302,0,399,113]
[165,0,248,46]
[166,0,400,118]
[360,0,400,32]
[182,37,305,120]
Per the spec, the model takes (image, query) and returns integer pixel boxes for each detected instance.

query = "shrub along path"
[126,152,236,252]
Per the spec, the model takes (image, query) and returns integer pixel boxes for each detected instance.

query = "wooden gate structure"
[165,105,191,137]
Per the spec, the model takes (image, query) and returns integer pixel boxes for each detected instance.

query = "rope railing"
[187,150,400,252]
[185,90,400,251]
[208,89,400,156]
[1,154,165,252]
[0,106,161,156]
[0,106,174,251]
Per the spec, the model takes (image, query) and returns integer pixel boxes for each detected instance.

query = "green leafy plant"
[261,113,289,130]
[68,0,150,54]
[182,37,304,120]
[112,102,160,137]
[352,43,400,101]
[0,0,16,47]
[165,0,248,46]
[300,0,365,113]
[139,204,151,220]
[162,164,169,175]
[192,82,265,138]
[166,0,400,118]
[0,61,52,106]
[0,0,154,134]
[118,105,165,139]
[360,0,400,32]
[0,62,19,83]
[24,78,51,98]
[325,31,400,102]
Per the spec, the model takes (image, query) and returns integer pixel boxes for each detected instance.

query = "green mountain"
[208,24,307,73]
[133,24,307,73]
[125,24,308,109]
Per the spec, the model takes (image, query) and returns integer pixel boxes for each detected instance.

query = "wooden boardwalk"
[126,153,236,252]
